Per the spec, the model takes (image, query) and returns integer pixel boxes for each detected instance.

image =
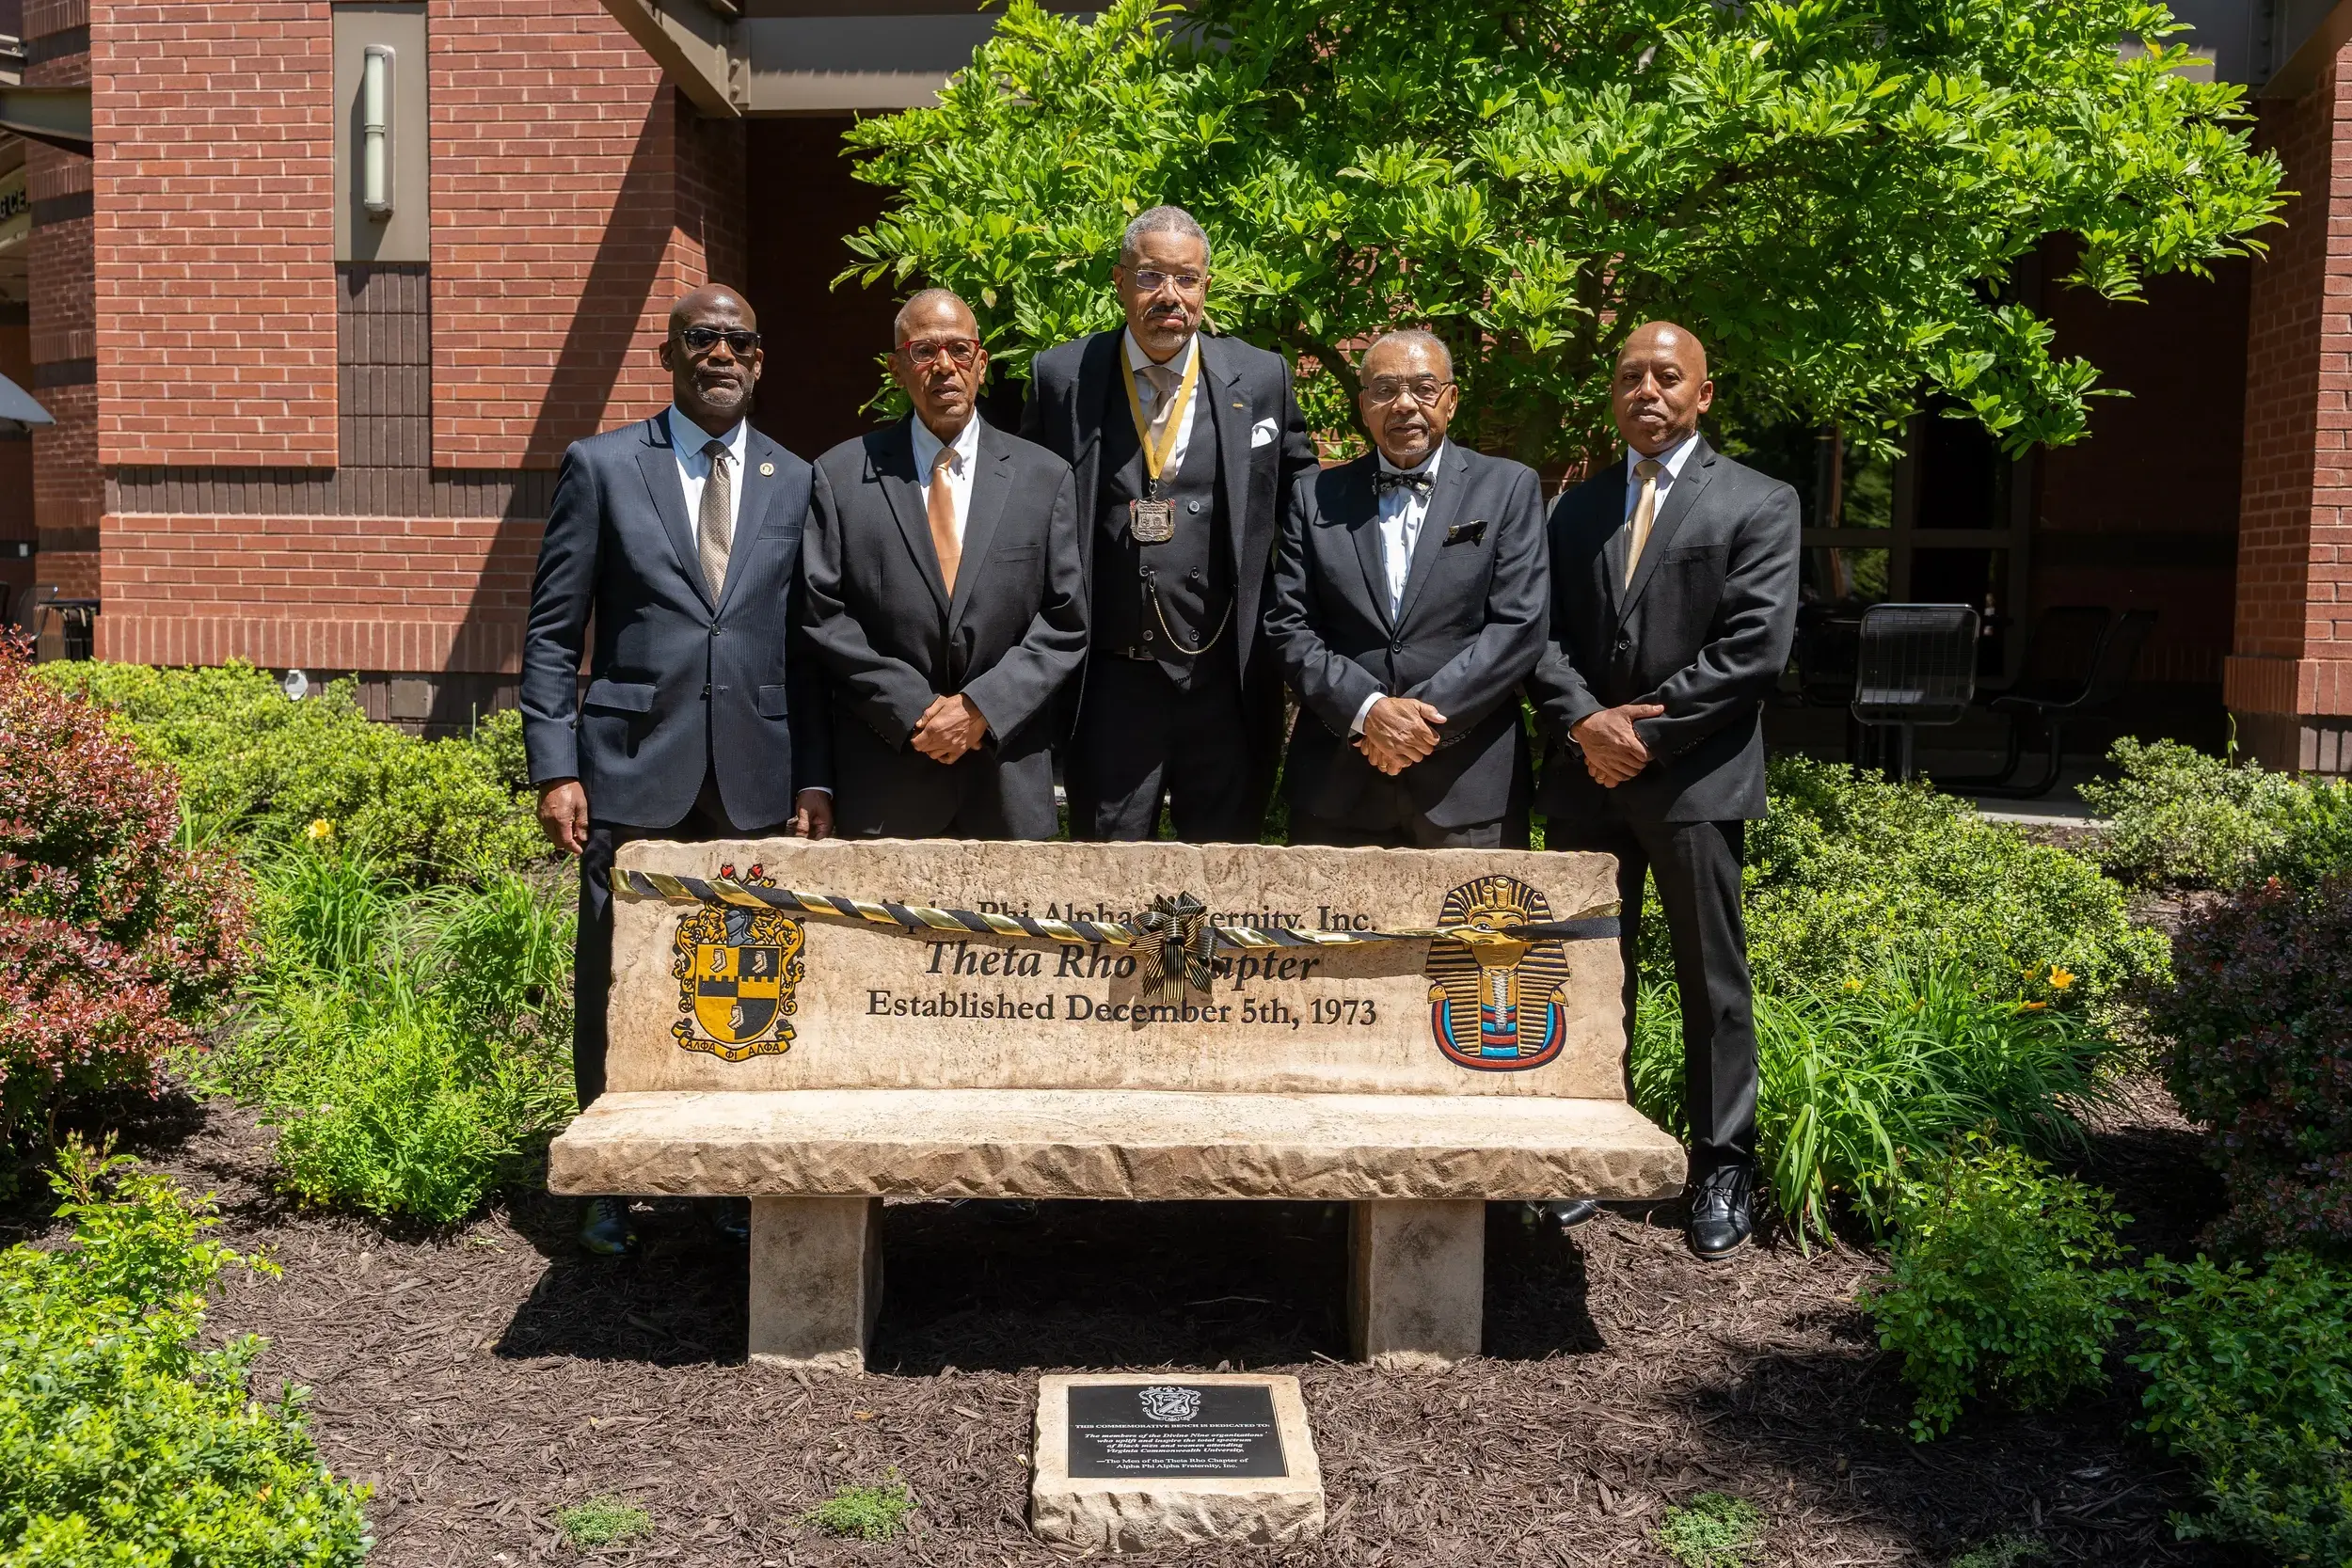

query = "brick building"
[6,0,2352,763]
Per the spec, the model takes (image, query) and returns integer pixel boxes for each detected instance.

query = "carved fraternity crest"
[1423,875,1572,1071]
[671,863,804,1062]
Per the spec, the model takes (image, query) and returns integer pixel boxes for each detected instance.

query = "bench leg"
[748,1196,882,1372]
[1347,1199,1484,1370]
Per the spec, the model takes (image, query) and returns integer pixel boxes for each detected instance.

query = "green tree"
[842,0,2283,469]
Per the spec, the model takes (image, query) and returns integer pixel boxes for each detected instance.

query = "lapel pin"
[1232,401,1245,409]
[759,462,774,476]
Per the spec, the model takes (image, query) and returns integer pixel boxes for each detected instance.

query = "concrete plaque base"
[1030,1374,1325,1552]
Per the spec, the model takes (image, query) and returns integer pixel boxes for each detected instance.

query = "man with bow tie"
[1021,204,1318,843]
[1527,321,1800,1261]
[1263,329,1549,847]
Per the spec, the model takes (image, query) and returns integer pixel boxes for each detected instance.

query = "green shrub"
[2132,1252,2352,1563]
[0,1140,372,1564]
[802,1475,915,1542]
[1947,1539,2045,1568]
[1654,1492,1762,1567]
[2078,737,2304,889]
[1632,970,2118,1244]
[199,849,575,1225]
[41,659,545,884]
[1862,1137,2131,1440]
[1739,757,2167,1004]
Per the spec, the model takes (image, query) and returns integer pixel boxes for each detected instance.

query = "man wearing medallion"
[522,284,832,1258]
[1021,205,1318,843]
[1263,330,1549,847]
[803,289,1088,838]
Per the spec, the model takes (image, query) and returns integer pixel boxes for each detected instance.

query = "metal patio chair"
[1850,603,1981,782]
[1955,608,2156,800]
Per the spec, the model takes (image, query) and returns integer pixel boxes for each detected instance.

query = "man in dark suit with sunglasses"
[1021,204,1318,843]
[521,284,832,1258]
[803,289,1088,838]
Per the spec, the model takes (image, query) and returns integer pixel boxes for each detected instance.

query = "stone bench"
[548,839,1686,1371]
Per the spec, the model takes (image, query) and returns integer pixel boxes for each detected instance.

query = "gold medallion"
[1129,498,1177,545]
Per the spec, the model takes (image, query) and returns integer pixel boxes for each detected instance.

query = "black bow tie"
[1375,468,1433,497]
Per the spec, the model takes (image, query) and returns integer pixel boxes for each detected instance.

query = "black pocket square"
[1444,519,1487,546]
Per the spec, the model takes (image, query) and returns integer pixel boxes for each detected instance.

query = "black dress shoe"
[1686,1164,1755,1262]
[707,1196,750,1243]
[1529,1198,1601,1232]
[578,1196,637,1258]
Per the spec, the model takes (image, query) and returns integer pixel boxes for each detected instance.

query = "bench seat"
[549,1088,1686,1203]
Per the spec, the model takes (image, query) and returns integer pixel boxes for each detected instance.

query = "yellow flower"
[1841,978,1863,993]
[305,818,335,842]
[2048,966,2076,990]
[2021,1001,2048,1012]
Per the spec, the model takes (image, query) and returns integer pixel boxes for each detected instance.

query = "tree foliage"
[843,0,2283,468]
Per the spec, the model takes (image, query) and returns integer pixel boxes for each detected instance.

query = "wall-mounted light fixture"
[360,45,393,218]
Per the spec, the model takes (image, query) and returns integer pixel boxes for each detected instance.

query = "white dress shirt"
[1623,431,1700,527]
[909,412,982,544]
[666,405,751,545]
[1124,328,1200,474]
[1349,440,1447,736]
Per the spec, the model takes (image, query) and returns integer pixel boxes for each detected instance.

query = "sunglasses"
[678,325,761,356]
[898,337,981,369]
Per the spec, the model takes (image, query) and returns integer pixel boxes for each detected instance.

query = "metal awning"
[0,85,88,154]
[600,0,1088,115]
[0,369,54,431]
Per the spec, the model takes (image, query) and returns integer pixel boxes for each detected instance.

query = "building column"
[2231,36,2352,771]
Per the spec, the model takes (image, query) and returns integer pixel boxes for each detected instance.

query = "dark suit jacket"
[803,416,1088,839]
[1264,443,1549,831]
[520,414,829,831]
[1528,437,1800,824]
[1019,328,1318,691]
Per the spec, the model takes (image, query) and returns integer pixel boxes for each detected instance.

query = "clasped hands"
[912,692,989,766]
[1356,695,1447,776]
[1571,702,1665,786]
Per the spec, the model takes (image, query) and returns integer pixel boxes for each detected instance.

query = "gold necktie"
[1138,361,1181,451]
[927,440,961,594]
[1625,457,1662,588]
[697,438,733,600]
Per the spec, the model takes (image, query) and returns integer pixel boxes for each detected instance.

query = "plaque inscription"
[1066,1383,1288,1480]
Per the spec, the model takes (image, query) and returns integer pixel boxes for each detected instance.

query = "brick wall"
[100,511,537,673]
[2227,43,2352,770]
[91,0,336,467]
[429,0,731,469]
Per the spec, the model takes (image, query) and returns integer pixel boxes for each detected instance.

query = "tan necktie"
[697,438,733,599]
[927,440,961,594]
[1138,361,1181,451]
[1624,457,1662,588]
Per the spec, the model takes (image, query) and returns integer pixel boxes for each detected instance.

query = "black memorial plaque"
[1066,1383,1288,1480]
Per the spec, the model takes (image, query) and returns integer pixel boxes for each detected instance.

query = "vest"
[1095,365,1234,690]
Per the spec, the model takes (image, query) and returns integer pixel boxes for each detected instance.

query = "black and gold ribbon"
[615,871,1619,954]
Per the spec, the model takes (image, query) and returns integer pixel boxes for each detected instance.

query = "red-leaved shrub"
[2150,874,2352,1257]
[0,636,247,1153]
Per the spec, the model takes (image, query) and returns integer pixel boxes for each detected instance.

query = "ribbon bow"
[1134,892,1216,1003]
[1374,467,1433,497]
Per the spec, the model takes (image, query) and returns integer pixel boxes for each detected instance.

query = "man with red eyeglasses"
[1022,205,1318,843]
[521,284,833,1258]
[803,289,1087,837]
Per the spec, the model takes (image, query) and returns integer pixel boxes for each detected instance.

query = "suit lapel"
[1340,459,1391,631]
[1392,445,1464,630]
[1073,329,1121,578]
[1199,336,1250,573]
[875,419,951,618]
[948,418,1012,627]
[1621,437,1718,623]
[1596,461,1630,620]
[713,429,781,615]
[634,414,712,612]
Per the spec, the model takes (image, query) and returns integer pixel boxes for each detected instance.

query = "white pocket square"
[1249,418,1279,448]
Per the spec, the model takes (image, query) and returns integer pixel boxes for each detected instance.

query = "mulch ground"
[15,1076,2256,1568]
